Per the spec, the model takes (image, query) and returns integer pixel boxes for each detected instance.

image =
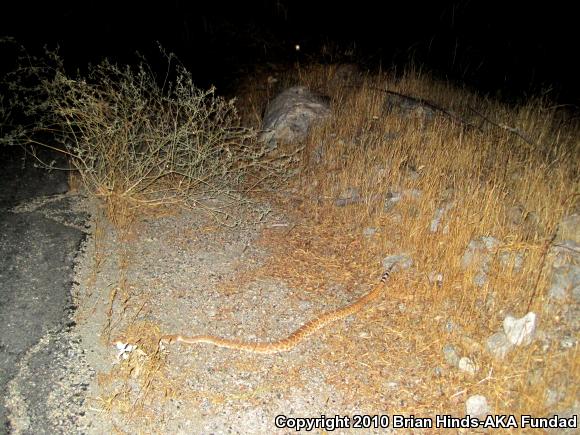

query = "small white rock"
[503,312,537,346]
[458,357,478,375]
[466,395,491,418]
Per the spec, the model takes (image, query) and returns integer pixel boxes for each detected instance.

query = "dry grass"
[97,63,578,427]
[78,62,578,430]
[233,63,579,418]
[22,55,574,428]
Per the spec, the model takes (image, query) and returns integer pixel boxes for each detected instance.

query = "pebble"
[466,395,491,418]
[443,344,460,367]
[458,357,478,375]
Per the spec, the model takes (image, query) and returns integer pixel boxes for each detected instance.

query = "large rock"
[548,239,580,302]
[549,263,580,301]
[260,86,330,149]
[557,214,580,244]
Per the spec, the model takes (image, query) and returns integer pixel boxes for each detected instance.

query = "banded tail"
[380,264,396,283]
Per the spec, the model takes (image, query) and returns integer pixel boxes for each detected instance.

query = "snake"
[158,266,394,354]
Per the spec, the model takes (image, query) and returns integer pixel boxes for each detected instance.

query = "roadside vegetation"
[235,61,579,419]
[2,41,577,427]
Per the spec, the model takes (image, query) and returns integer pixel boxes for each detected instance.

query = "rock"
[445,320,459,333]
[560,336,576,349]
[550,240,580,268]
[547,402,580,434]
[473,271,489,287]
[545,388,565,407]
[260,86,330,149]
[383,190,402,211]
[311,143,325,164]
[466,395,491,418]
[458,357,478,375]
[549,263,580,301]
[503,312,537,346]
[499,250,525,272]
[461,236,501,286]
[442,344,460,367]
[382,254,413,271]
[486,331,514,359]
[557,214,580,244]
[461,236,500,269]
[384,93,435,120]
[430,201,455,233]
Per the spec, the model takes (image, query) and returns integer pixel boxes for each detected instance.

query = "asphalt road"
[0,146,89,434]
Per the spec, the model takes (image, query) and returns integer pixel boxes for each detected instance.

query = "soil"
[70,194,433,434]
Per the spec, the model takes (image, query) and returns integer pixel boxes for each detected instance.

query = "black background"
[1,0,578,105]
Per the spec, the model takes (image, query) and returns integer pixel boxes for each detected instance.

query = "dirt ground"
[70,193,451,435]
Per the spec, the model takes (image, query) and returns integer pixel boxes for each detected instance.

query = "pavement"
[0,146,90,434]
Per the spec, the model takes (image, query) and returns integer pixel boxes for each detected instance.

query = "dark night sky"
[1,1,578,105]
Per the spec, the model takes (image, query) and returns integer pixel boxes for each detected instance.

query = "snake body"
[160,267,394,354]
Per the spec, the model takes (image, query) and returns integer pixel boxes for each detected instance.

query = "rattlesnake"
[159,266,394,354]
